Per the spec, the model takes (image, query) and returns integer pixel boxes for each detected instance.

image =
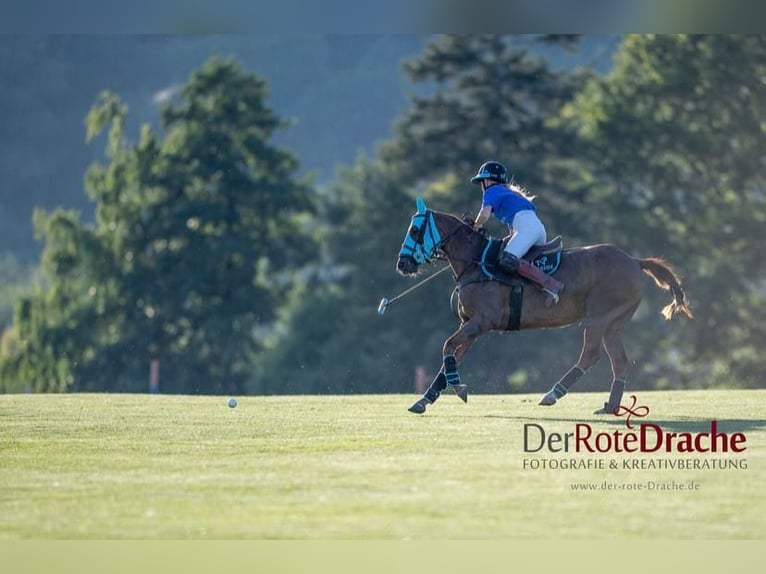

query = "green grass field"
[1,390,764,539]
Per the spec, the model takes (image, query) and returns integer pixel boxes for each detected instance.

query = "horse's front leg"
[408,371,448,414]
[408,320,484,414]
[442,318,484,388]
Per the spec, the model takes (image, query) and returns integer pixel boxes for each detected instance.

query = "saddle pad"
[481,238,562,278]
[530,251,561,275]
[480,239,502,276]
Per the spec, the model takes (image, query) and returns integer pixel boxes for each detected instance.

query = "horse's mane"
[431,209,487,242]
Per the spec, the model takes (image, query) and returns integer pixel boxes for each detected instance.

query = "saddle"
[481,236,564,278]
[522,236,564,262]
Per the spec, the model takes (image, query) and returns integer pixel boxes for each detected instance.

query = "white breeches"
[503,209,547,258]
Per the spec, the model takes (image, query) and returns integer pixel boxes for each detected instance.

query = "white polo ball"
[227,397,237,408]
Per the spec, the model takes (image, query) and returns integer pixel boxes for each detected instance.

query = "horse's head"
[396,197,442,277]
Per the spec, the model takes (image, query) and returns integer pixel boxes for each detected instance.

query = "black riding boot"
[496,251,520,273]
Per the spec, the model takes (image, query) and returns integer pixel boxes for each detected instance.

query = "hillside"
[0,35,618,261]
[0,35,423,260]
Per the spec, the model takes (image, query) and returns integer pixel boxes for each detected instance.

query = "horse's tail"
[639,257,694,320]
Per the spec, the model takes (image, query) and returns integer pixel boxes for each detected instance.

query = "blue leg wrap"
[424,372,447,403]
[443,354,460,387]
[552,382,568,399]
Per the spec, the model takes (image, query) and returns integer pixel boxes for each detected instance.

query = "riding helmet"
[470,161,510,185]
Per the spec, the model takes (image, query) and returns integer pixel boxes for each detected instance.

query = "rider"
[471,161,564,304]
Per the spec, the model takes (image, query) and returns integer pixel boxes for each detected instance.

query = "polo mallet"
[377,265,450,315]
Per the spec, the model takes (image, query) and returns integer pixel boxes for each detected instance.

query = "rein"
[433,217,488,286]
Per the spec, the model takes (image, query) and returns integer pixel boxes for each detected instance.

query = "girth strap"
[507,283,523,331]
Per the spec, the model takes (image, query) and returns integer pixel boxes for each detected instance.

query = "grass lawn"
[0,390,763,539]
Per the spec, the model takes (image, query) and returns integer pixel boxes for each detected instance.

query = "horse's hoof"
[593,403,616,415]
[408,398,430,414]
[538,392,557,406]
[453,384,469,403]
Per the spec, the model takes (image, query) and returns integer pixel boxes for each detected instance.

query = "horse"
[395,197,693,415]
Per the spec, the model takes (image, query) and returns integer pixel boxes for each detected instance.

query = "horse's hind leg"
[593,306,639,414]
[592,332,629,415]
[539,324,605,406]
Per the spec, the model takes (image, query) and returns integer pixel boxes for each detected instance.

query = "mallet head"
[377,298,389,315]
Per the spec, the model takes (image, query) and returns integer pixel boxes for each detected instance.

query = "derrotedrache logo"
[523,395,747,454]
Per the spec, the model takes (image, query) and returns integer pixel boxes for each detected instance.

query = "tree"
[564,35,766,387]
[380,35,588,218]
[251,158,441,394]
[1,56,315,394]
[254,36,596,396]
[378,35,592,392]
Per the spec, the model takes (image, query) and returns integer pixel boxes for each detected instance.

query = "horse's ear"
[416,197,427,214]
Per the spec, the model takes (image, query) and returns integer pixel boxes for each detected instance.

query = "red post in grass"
[149,359,160,394]
[415,366,426,394]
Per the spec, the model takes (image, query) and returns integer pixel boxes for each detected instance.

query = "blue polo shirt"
[482,184,536,227]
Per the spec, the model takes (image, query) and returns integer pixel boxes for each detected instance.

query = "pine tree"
[1,57,315,394]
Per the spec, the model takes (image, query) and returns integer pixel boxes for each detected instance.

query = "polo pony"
[395,197,692,415]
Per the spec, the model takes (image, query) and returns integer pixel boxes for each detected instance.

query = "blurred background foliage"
[1,35,764,395]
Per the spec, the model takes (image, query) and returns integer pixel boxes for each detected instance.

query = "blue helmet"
[470,161,509,185]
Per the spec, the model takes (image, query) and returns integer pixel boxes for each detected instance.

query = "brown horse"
[396,197,692,415]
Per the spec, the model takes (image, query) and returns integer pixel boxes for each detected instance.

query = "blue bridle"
[398,197,443,265]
